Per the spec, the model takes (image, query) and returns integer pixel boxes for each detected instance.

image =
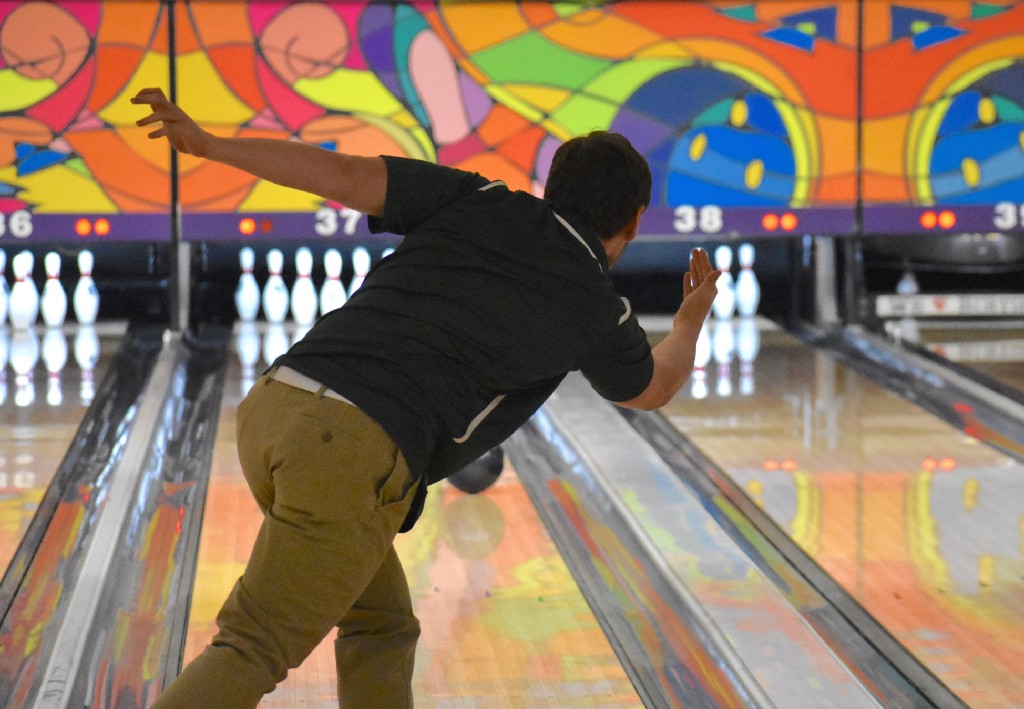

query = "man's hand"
[677,247,720,330]
[616,247,720,411]
[131,88,211,157]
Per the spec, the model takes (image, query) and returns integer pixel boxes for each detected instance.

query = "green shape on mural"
[718,4,758,22]
[970,2,1011,19]
[583,59,684,104]
[473,33,610,91]
[552,93,618,135]
[693,98,735,127]
[993,95,1024,122]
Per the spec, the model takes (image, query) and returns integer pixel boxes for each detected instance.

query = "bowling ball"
[448,446,504,494]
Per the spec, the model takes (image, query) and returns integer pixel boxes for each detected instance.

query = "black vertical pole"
[167,0,188,332]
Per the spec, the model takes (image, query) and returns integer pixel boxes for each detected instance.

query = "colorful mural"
[0,1,1021,243]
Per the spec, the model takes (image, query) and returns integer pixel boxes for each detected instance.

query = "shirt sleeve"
[580,295,654,402]
[368,156,489,235]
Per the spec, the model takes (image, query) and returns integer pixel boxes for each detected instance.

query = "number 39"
[993,202,1024,231]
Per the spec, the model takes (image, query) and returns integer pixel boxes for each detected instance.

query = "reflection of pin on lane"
[235,321,261,395]
[75,325,99,404]
[736,318,760,396]
[43,328,67,407]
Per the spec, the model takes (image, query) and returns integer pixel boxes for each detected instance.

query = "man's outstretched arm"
[131,87,387,216]
[617,247,720,411]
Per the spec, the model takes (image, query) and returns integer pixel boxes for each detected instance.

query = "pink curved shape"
[409,30,470,146]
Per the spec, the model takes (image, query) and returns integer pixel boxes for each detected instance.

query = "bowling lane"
[179,322,642,708]
[902,319,1024,397]
[0,322,123,573]
[654,317,1024,708]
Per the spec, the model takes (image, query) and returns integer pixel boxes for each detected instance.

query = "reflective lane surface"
[910,320,1024,397]
[0,323,122,573]
[658,317,1024,708]
[181,323,642,708]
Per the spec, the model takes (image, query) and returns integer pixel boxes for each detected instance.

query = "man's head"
[544,131,652,241]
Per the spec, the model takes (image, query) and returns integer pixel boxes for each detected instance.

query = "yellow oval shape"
[745,159,764,190]
[730,98,748,127]
[1019,129,1024,154]
[961,157,981,188]
[689,132,707,161]
[977,97,997,124]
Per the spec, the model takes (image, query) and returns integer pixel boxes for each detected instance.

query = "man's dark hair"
[544,131,652,240]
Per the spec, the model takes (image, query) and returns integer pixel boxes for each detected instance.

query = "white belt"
[268,366,354,405]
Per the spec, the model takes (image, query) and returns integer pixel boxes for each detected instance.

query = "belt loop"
[315,385,328,399]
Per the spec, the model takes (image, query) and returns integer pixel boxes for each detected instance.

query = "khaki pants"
[153,375,421,708]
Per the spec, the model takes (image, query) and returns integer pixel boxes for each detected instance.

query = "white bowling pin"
[262,249,289,324]
[73,249,100,325]
[381,247,395,260]
[235,247,260,322]
[74,324,99,404]
[896,269,919,296]
[736,317,760,396]
[290,247,318,326]
[712,245,736,319]
[9,251,39,329]
[735,243,760,317]
[319,249,347,316]
[42,327,67,406]
[41,252,68,328]
[0,249,9,327]
[349,246,371,297]
[0,327,8,405]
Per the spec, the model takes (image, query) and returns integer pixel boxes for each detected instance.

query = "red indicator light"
[780,213,798,231]
[938,210,956,229]
[94,218,110,236]
[920,211,937,229]
[260,219,273,233]
[239,217,256,235]
[761,213,779,231]
[75,218,91,236]
[781,459,797,471]
[763,460,779,471]
[938,457,956,471]
[922,458,937,471]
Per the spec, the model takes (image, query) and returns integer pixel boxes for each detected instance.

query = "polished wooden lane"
[911,319,1024,396]
[180,324,642,708]
[0,323,123,573]
[659,318,1024,708]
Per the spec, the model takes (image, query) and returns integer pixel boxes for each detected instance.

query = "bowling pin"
[896,269,919,296]
[75,324,99,404]
[290,247,318,326]
[42,327,67,406]
[73,249,100,325]
[712,319,735,397]
[349,246,370,297]
[691,318,711,399]
[0,327,8,405]
[262,249,289,324]
[735,243,760,317]
[712,245,736,319]
[736,317,760,396]
[319,249,347,316]
[41,252,68,328]
[381,247,395,260]
[0,249,9,327]
[9,251,39,330]
[235,247,260,322]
